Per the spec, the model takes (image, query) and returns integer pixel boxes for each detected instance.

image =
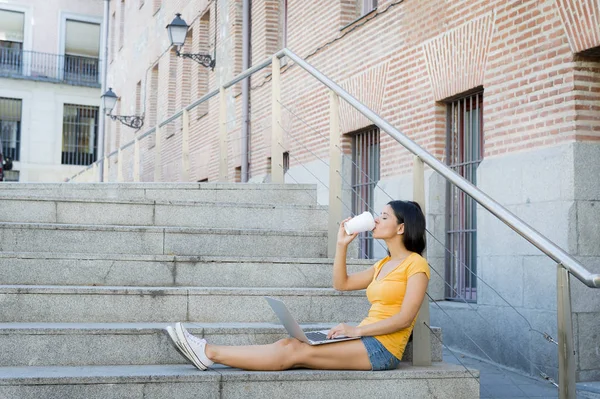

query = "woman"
[166,200,430,371]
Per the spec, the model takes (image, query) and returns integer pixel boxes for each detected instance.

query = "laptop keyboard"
[305,331,346,342]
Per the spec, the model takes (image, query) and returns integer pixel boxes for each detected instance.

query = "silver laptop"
[265,296,360,345]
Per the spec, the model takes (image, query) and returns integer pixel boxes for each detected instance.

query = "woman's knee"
[273,338,307,369]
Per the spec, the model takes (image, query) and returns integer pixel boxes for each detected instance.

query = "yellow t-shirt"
[358,253,430,360]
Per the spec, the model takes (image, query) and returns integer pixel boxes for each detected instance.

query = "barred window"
[62,104,99,166]
[352,126,380,259]
[0,97,22,161]
[445,91,484,302]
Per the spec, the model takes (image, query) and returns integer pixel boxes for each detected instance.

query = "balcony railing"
[0,47,101,87]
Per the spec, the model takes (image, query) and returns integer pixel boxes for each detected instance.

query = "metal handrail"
[280,48,599,289]
[71,47,600,289]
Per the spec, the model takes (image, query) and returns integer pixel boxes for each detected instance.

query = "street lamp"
[167,13,215,70]
[101,88,144,130]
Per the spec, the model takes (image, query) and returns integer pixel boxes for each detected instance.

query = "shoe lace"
[184,330,205,347]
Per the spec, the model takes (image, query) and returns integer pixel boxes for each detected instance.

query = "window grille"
[352,126,380,259]
[445,91,484,302]
[62,104,99,166]
[0,97,22,161]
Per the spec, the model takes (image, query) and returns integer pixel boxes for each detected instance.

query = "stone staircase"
[0,183,479,398]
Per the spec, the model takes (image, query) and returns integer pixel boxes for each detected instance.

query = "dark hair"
[387,200,426,255]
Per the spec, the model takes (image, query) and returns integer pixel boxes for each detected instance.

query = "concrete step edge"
[0,196,328,211]
[0,182,318,190]
[0,323,443,344]
[0,223,327,236]
[0,363,478,385]
[0,252,373,265]
[0,285,363,296]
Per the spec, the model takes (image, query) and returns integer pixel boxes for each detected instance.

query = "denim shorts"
[361,336,401,371]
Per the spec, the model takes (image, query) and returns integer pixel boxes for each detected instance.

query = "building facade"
[0,0,103,182]
[105,0,600,383]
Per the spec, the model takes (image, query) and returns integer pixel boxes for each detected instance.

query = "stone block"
[570,256,600,313]
[576,311,600,374]
[0,224,164,255]
[0,199,56,223]
[522,256,557,311]
[163,228,327,257]
[0,287,189,323]
[477,256,523,307]
[577,201,600,256]
[218,364,479,399]
[477,201,574,256]
[154,202,328,231]
[187,288,370,323]
[56,201,154,226]
[574,142,600,201]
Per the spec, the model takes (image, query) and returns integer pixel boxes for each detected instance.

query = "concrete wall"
[431,142,600,382]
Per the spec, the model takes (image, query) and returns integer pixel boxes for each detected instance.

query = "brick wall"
[106,0,600,183]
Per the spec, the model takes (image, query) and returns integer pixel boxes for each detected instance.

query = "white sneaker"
[175,322,214,370]
[165,325,201,368]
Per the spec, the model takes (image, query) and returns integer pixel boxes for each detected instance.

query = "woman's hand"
[327,323,361,339]
[337,217,358,247]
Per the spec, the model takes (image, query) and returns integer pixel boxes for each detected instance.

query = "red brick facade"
[106,0,600,183]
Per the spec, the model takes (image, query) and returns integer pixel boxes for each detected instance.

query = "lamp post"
[101,88,144,130]
[167,13,215,69]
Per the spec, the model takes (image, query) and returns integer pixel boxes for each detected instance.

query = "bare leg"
[205,338,371,371]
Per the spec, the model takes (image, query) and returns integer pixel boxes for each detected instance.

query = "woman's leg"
[205,338,372,371]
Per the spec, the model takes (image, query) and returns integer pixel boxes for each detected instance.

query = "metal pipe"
[557,265,576,399]
[241,0,251,182]
[282,48,600,289]
[97,0,110,182]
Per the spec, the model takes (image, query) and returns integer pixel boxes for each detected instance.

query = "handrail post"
[219,87,228,182]
[181,109,191,182]
[412,155,432,366]
[557,264,576,399]
[271,54,284,184]
[328,91,342,257]
[133,136,140,182]
[102,155,109,182]
[117,147,124,182]
[154,124,161,182]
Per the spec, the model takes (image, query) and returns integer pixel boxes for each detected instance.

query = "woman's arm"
[332,218,375,291]
[328,272,429,338]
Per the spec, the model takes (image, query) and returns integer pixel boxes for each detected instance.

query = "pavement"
[443,348,600,399]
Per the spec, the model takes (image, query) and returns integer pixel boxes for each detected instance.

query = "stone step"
[0,253,373,287]
[0,197,328,230]
[0,182,318,205]
[0,322,443,367]
[0,223,327,257]
[0,363,479,399]
[0,286,369,323]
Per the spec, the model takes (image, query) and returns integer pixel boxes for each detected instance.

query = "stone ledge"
[0,364,479,399]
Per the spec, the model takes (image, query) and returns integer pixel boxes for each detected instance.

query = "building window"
[119,0,125,50]
[62,104,99,166]
[153,0,161,15]
[0,97,22,162]
[0,9,24,74]
[283,151,289,174]
[110,12,116,62]
[64,20,100,84]
[445,91,484,302]
[279,0,287,49]
[359,0,377,16]
[351,126,380,259]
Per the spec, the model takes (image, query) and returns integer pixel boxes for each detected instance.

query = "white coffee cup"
[344,211,376,235]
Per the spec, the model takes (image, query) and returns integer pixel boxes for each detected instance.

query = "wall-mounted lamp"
[101,88,144,130]
[167,13,215,70]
